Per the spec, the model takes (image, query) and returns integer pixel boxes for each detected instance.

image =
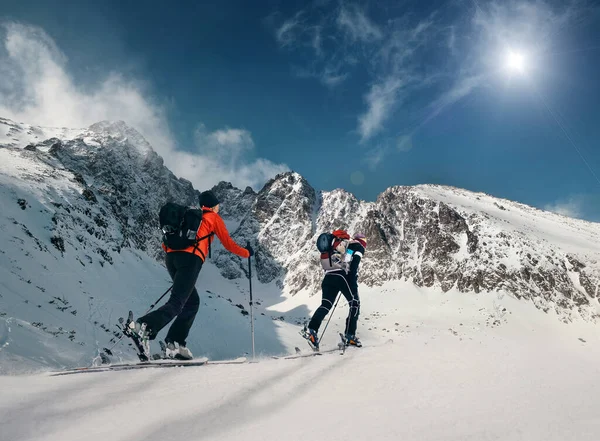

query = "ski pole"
[101,284,173,361]
[319,293,341,342]
[247,243,255,360]
[146,284,173,313]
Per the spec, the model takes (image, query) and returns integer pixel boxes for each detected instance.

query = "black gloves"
[246,245,255,257]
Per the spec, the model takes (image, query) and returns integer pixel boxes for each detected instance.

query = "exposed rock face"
[2,116,600,323]
[211,177,600,323]
[1,119,199,264]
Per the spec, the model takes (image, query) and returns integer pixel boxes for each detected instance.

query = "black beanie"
[199,190,219,208]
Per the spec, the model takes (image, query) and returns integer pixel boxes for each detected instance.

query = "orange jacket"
[161,207,250,261]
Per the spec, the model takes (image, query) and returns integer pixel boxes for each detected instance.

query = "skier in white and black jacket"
[306,233,367,348]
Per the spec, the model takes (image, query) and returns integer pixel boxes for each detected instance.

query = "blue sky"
[1,0,600,221]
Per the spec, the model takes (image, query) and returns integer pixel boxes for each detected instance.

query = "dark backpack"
[316,232,335,253]
[316,229,350,266]
[159,202,205,251]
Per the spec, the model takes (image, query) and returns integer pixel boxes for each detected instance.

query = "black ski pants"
[308,272,360,336]
[138,251,203,346]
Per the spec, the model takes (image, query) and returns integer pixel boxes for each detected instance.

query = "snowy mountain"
[0,117,296,373]
[1,116,600,374]
[212,172,600,323]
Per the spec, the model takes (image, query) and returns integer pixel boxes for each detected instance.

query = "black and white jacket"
[344,240,365,288]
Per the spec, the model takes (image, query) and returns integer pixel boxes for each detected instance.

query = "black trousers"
[308,272,360,336]
[138,252,203,346]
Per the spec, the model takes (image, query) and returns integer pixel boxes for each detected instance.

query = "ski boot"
[345,334,362,348]
[121,311,151,361]
[164,341,194,360]
[300,325,319,351]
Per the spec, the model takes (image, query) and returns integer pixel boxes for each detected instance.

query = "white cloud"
[274,4,384,91]
[0,22,287,191]
[273,1,593,169]
[171,149,289,193]
[364,145,388,170]
[312,25,323,57]
[419,75,483,128]
[0,22,176,155]
[275,12,304,48]
[185,124,289,190]
[397,135,413,152]
[355,13,447,143]
[358,77,403,142]
[447,25,456,54]
[320,67,348,87]
[292,63,349,88]
[544,196,584,219]
[336,5,382,42]
[410,19,435,41]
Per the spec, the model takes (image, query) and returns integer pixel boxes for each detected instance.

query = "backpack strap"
[186,208,215,259]
[194,233,214,259]
[329,237,340,267]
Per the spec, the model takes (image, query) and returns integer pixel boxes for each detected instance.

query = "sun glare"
[505,51,526,74]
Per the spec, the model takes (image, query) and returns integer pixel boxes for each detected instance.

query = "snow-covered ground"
[2,117,600,439]
[2,284,600,441]
[0,117,84,149]
[0,146,303,372]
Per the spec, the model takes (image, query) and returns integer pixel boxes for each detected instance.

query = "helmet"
[353,233,367,246]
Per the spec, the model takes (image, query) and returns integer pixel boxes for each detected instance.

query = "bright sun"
[505,51,526,73]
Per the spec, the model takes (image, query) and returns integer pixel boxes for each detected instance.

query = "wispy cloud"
[0,22,287,191]
[0,22,176,154]
[320,68,348,87]
[420,75,484,129]
[272,0,592,166]
[292,63,348,88]
[175,125,289,191]
[365,145,389,170]
[336,4,382,42]
[275,11,305,48]
[272,3,386,90]
[447,25,456,54]
[397,135,413,152]
[544,196,585,219]
[357,13,443,143]
[312,25,323,57]
[358,77,404,142]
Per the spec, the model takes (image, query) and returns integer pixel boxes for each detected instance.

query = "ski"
[208,357,247,365]
[273,346,340,360]
[50,357,210,376]
[155,341,248,365]
[50,356,247,377]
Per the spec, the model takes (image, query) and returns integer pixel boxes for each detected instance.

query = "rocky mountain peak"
[85,120,154,156]
[2,116,600,324]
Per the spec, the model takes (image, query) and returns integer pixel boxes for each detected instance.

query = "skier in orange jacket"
[134,190,253,359]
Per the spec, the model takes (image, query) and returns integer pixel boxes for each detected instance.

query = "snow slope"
[0,117,83,149]
[416,184,600,258]
[2,116,600,439]
[2,284,600,441]
[0,145,301,373]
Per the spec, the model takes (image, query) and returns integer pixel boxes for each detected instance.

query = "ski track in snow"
[1,288,600,440]
[2,324,600,441]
